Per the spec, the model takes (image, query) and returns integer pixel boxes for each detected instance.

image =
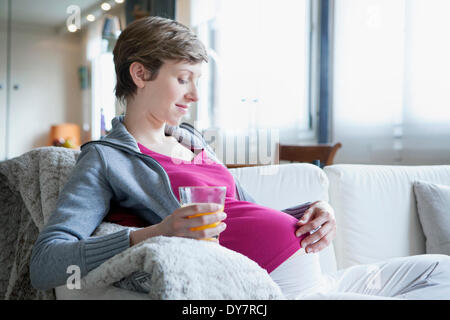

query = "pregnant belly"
[218,199,306,273]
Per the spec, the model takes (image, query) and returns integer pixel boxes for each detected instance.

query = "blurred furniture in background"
[277,142,342,168]
[226,164,262,169]
[48,123,81,149]
[226,142,342,169]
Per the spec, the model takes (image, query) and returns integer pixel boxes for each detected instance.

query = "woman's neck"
[123,110,168,146]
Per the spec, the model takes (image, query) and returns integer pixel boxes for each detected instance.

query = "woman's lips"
[176,104,189,114]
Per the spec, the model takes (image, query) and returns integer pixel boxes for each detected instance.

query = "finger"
[298,201,321,222]
[304,226,336,253]
[192,222,227,239]
[295,210,330,236]
[188,211,227,230]
[300,222,332,249]
[179,203,223,218]
[296,207,314,224]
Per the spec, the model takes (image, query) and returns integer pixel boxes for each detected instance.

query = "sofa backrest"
[229,163,337,275]
[325,164,450,270]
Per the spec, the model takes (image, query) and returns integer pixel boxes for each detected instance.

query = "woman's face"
[138,60,202,126]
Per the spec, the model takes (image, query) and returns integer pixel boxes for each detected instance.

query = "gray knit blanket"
[0,147,283,300]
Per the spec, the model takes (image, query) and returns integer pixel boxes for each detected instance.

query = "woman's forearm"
[130,224,164,246]
[30,228,130,291]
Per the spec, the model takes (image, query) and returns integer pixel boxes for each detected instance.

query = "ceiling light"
[67,24,78,32]
[115,0,124,3]
[86,14,96,22]
[101,2,111,11]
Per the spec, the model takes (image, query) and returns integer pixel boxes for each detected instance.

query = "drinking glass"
[179,186,226,241]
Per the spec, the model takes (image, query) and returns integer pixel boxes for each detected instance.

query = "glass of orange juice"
[179,186,226,241]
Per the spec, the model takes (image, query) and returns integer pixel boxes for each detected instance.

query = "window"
[190,0,316,146]
[91,52,115,139]
[88,15,121,140]
[333,0,450,165]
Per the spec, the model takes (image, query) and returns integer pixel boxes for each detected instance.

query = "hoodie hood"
[87,115,206,153]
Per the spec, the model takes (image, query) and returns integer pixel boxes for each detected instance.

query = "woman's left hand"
[295,200,336,254]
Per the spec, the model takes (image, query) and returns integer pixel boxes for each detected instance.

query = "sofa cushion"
[414,181,450,255]
[229,163,337,275]
[325,164,450,269]
[230,163,329,210]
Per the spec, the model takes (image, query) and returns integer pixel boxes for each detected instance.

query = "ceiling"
[8,0,104,28]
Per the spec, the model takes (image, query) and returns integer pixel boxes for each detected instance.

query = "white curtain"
[191,0,311,164]
[402,0,450,163]
[333,0,450,165]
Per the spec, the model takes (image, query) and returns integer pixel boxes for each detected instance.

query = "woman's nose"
[186,83,199,102]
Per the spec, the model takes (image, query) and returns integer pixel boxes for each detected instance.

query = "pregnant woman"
[30,16,450,299]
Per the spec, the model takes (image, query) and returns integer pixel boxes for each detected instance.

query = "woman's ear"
[129,62,151,89]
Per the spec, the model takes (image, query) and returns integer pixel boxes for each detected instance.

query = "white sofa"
[56,162,450,299]
[232,163,450,271]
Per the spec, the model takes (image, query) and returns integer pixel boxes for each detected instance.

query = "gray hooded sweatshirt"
[29,116,310,290]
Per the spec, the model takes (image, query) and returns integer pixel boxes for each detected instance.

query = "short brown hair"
[113,16,208,103]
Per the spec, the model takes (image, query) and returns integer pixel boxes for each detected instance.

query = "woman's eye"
[178,79,188,84]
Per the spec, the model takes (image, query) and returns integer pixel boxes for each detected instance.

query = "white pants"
[269,249,450,300]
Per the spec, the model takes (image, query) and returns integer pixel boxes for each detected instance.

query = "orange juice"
[184,203,224,240]
[187,205,224,230]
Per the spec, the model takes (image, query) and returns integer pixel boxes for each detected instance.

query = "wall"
[176,0,191,27]
[0,24,82,159]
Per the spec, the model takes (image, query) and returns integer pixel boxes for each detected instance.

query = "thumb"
[297,207,314,225]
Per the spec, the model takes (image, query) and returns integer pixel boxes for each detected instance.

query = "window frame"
[304,0,322,142]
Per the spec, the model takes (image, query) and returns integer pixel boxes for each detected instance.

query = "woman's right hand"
[160,203,227,239]
[130,203,227,246]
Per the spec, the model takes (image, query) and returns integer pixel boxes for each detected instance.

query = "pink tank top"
[138,143,305,273]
